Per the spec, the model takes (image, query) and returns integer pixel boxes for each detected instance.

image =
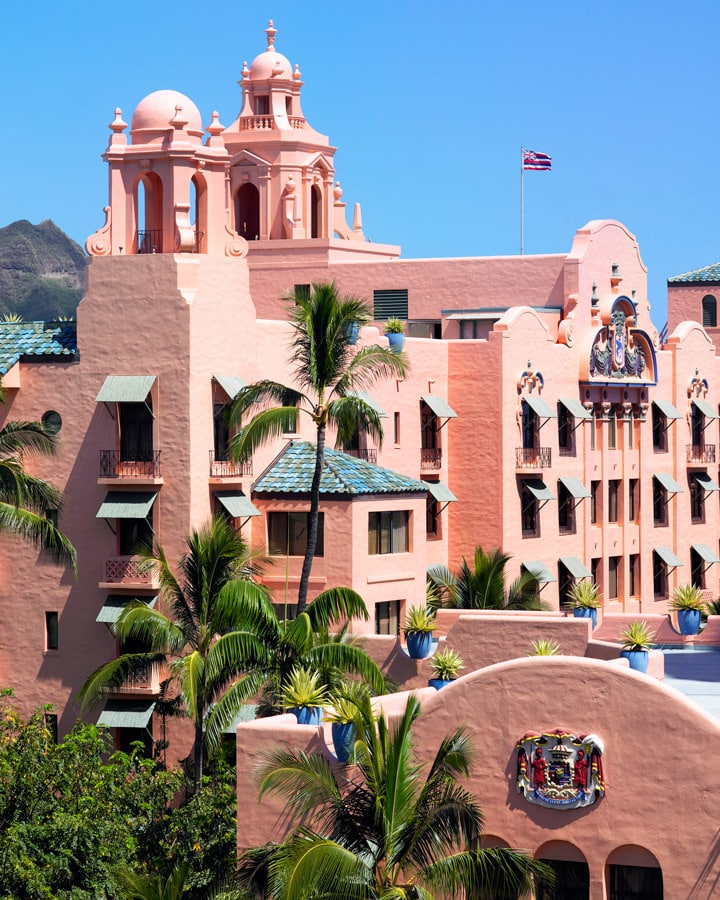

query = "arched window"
[235,183,260,240]
[606,845,663,900]
[311,184,322,238]
[191,173,207,252]
[702,294,717,328]
[536,841,590,900]
[136,173,163,253]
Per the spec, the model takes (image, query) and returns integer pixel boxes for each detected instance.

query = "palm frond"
[256,747,345,816]
[306,587,370,628]
[0,502,77,569]
[327,396,385,450]
[335,343,409,392]
[75,652,163,712]
[420,847,553,898]
[229,406,306,462]
[0,420,58,458]
[112,603,187,653]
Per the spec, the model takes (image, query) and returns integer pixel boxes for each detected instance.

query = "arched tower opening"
[191,173,207,252]
[311,183,322,238]
[135,172,163,253]
[235,183,260,241]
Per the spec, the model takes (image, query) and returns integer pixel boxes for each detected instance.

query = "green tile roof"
[0,321,77,375]
[253,441,428,496]
[668,262,720,284]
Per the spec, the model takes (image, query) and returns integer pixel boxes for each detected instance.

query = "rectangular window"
[590,410,596,450]
[426,495,440,537]
[45,612,59,651]
[691,546,705,589]
[591,558,601,594]
[690,474,705,522]
[626,416,634,449]
[375,600,400,635]
[268,512,324,557]
[557,481,574,534]
[628,478,639,522]
[294,284,310,302]
[119,511,154,556]
[653,479,667,526]
[653,552,668,598]
[373,289,408,320]
[368,511,409,555]
[608,480,620,523]
[629,553,639,597]
[557,403,572,452]
[590,480,600,524]
[607,408,617,449]
[520,483,538,535]
[393,412,400,444]
[608,556,620,600]
[652,405,667,451]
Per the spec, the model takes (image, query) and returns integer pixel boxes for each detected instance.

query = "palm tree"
[0,416,76,568]
[428,546,542,611]
[77,516,272,792]
[228,281,408,616]
[237,694,551,899]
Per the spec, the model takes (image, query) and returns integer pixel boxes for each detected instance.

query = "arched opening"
[191,173,207,252]
[135,172,163,253]
[311,183,322,238]
[702,294,717,328]
[606,845,663,900]
[235,183,260,241]
[536,841,589,900]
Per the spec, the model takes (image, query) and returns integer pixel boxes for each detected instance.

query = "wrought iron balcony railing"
[209,451,253,477]
[687,443,716,463]
[343,448,378,464]
[100,450,161,478]
[137,229,163,254]
[516,447,552,468]
[420,447,442,470]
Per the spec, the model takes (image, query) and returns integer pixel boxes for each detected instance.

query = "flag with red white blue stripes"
[522,149,552,171]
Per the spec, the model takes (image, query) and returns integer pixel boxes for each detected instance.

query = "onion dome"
[130,89,204,144]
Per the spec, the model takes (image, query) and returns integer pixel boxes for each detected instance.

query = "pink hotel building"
[2,22,720,897]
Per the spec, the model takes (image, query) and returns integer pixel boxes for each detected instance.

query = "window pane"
[368,511,409,555]
[268,512,323,556]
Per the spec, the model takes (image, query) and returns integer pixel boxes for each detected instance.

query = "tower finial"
[265,19,277,50]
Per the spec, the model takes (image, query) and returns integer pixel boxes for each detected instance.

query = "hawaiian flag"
[523,149,552,171]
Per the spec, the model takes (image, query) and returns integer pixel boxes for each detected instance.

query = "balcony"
[99,450,161,480]
[420,447,442,470]
[113,663,162,696]
[687,444,716,464]
[137,229,162,253]
[516,447,552,469]
[209,451,253,478]
[100,556,158,589]
[344,448,378,464]
[239,115,305,131]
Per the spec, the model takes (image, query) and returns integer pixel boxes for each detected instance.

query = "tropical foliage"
[428,546,542,611]
[430,647,465,680]
[238,693,551,899]
[568,580,601,609]
[228,281,409,615]
[620,620,655,651]
[527,638,562,656]
[669,583,706,611]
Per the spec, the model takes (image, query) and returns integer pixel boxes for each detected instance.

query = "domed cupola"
[130,89,204,145]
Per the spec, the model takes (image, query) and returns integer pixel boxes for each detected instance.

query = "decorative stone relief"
[589,309,646,379]
[515,729,605,809]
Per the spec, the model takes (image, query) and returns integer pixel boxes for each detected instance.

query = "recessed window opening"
[368,511,409,555]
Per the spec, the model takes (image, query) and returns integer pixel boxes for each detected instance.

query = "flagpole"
[520,147,524,256]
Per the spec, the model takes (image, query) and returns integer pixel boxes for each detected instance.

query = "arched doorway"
[606,845,663,899]
[536,840,589,900]
[235,183,260,240]
[135,172,163,253]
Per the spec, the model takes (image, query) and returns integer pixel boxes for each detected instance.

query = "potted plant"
[383,317,405,352]
[326,684,369,762]
[403,605,436,659]
[280,666,329,725]
[527,638,562,656]
[670,584,706,636]
[620,621,655,674]
[569,580,601,630]
[428,647,464,689]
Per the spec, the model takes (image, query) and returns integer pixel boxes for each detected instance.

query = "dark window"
[557,403,572,452]
[393,412,400,444]
[521,482,538,535]
[653,479,667,526]
[590,481,600,524]
[420,401,438,450]
[119,511,154,556]
[609,864,663,900]
[42,410,62,435]
[690,474,705,522]
[558,481,574,533]
[45,612,59,651]
[268,512,324,557]
[373,289,408,320]
[608,556,620,600]
[557,560,575,609]
[375,600,400,635]
[426,495,440,537]
[590,413,596,450]
[119,402,153,462]
[652,405,667,451]
[294,284,310,302]
[213,403,230,461]
[629,478,639,521]
[254,95,269,115]
[591,558,601,592]
[608,480,620,523]
[272,602,298,621]
[235,183,260,240]
[607,408,617,449]
[368,511,409,555]
[702,294,717,328]
[653,552,668,599]
[522,402,538,450]
[691,546,705,589]
[310,185,322,238]
[536,859,590,900]
[629,553,640,596]
[691,403,704,448]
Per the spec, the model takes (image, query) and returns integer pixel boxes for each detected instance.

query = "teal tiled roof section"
[0,321,77,376]
[668,263,720,284]
[253,441,428,496]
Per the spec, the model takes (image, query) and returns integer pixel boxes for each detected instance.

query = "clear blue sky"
[2,0,718,326]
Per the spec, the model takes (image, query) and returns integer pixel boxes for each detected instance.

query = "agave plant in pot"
[326,683,370,762]
[281,666,329,726]
[383,317,405,352]
[403,605,436,659]
[428,647,464,690]
[569,580,601,630]
[527,638,562,657]
[620,621,655,674]
[670,584,705,636]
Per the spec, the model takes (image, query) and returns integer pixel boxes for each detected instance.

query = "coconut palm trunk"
[297,419,325,615]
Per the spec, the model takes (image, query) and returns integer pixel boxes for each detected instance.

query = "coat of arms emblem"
[515,729,604,809]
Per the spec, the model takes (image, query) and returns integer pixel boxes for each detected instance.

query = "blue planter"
[574,607,597,629]
[344,322,360,345]
[386,332,405,353]
[331,722,355,762]
[428,678,454,690]
[290,706,322,726]
[677,608,701,636]
[405,631,433,659]
[621,649,649,673]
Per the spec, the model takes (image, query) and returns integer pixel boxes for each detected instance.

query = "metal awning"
[558,476,591,499]
[222,705,257,734]
[692,398,720,419]
[695,472,720,492]
[559,398,593,420]
[523,395,557,419]
[692,543,720,564]
[422,480,458,502]
[522,560,556,583]
[559,556,592,579]
[96,375,156,403]
[421,394,458,419]
[523,478,556,501]
[96,595,157,624]
[350,391,387,418]
[97,700,156,729]
[654,546,683,567]
[654,473,684,494]
[213,374,247,400]
[445,312,502,321]
[96,491,159,519]
[652,399,683,420]
[215,491,260,518]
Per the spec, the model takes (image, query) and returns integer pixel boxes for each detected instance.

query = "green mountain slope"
[0,220,86,320]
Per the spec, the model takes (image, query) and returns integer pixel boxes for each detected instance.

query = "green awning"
[654,473,684,494]
[215,491,260,518]
[652,399,683,420]
[559,398,593,420]
[422,480,458,502]
[523,395,557,419]
[692,543,720,564]
[421,394,458,419]
[96,595,157,624]
[213,374,247,400]
[692,398,720,420]
[351,391,387,418]
[222,705,257,734]
[559,556,592,578]
[558,476,591,499]
[523,478,556,501]
[97,700,155,729]
[654,546,683,567]
[96,375,156,403]
[522,560,556,583]
[96,491,159,519]
[695,472,720,492]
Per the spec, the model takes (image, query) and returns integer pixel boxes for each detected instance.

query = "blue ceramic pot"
[332,722,355,762]
[290,706,322,725]
[386,332,404,353]
[573,607,597,629]
[677,608,701,635]
[428,678,453,690]
[344,322,360,345]
[620,649,649,673]
[405,631,433,659]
